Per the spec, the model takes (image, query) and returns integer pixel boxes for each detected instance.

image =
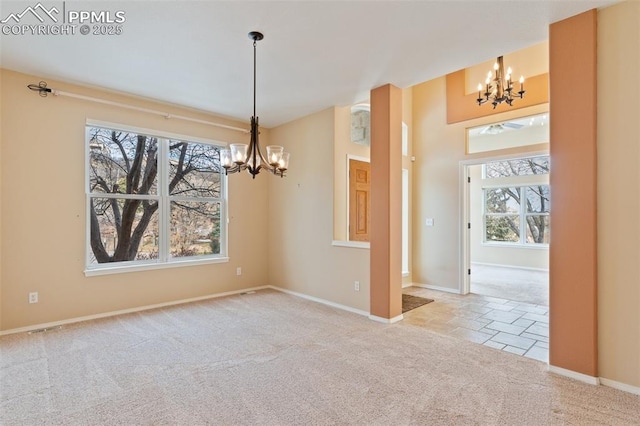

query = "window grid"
[483,186,550,246]
[86,124,227,272]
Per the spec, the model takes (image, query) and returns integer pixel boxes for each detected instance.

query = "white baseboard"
[600,378,640,396]
[412,283,461,294]
[402,282,413,289]
[268,286,370,317]
[548,365,600,386]
[0,285,270,337]
[471,262,549,273]
[369,314,404,324]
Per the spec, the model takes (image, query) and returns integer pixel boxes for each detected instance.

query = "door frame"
[459,149,549,294]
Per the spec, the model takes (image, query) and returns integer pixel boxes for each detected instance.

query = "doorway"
[463,156,550,300]
[459,155,550,361]
[466,159,549,306]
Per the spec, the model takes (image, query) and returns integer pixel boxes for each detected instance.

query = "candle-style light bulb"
[519,76,525,84]
[507,67,512,75]
[477,83,483,92]
[493,62,499,70]
[487,71,492,79]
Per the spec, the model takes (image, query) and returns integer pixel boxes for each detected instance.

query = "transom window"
[86,123,227,273]
[483,155,550,245]
[485,156,550,178]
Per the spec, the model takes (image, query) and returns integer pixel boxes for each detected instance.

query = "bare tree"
[485,157,550,244]
[88,129,221,263]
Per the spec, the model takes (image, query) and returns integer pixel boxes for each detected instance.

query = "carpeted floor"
[1,289,639,425]
[402,293,434,313]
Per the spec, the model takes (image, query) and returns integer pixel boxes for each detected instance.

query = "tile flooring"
[403,287,549,363]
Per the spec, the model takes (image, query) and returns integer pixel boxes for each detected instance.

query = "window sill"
[85,256,230,276]
[331,240,370,249]
[481,242,549,250]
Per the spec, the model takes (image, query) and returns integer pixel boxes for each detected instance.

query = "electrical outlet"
[236,267,242,276]
[29,292,38,304]
[354,281,360,291]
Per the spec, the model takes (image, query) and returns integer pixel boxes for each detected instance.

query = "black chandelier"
[477,56,525,108]
[220,31,289,178]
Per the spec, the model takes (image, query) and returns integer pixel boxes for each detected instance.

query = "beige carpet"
[1,289,639,425]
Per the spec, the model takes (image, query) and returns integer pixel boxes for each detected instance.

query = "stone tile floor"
[403,287,549,363]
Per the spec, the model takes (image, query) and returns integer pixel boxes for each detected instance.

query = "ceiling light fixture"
[476,56,525,109]
[220,31,289,178]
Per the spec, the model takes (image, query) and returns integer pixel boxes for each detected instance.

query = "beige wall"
[597,1,640,387]
[411,76,549,291]
[0,69,269,330]
[268,108,370,312]
[469,165,549,270]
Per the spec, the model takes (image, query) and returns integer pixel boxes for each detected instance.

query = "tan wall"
[412,76,549,291]
[268,108,370,312]
[469,165,549,270]
[0,69,269,331]
[597,1,640,387]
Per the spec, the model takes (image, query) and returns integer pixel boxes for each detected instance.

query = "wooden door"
[349,159,371,242]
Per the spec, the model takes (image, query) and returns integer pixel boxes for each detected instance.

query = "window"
[484,186,550,245]
[86,123,226,272]
[483,155,550,245]
[485,156,550,179]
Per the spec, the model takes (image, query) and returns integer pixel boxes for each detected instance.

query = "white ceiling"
[0,0,618,127]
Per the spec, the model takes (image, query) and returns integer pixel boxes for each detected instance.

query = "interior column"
[369,84,403,322]
[549,9,598,378]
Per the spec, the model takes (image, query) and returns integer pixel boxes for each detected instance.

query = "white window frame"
[482,186,550,247]
[481,155,550,247]
[84,120,229,276]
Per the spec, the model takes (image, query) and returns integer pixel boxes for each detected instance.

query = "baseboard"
[402,282,413,289]
[548,365,600,386]
[412,283,461,294]
[268,286,370,317]
[0,285,270,337]
[369,314,404,324]
[471,262,549,273]
[600,378,640,396]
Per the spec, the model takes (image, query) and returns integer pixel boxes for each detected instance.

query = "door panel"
[349,159,371,241]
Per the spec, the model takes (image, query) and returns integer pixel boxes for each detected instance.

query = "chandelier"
[220,31,290,178]
[476,56,525,108]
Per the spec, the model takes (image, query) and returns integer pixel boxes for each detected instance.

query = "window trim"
[482,185,550,247]
[84,119,229,275]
